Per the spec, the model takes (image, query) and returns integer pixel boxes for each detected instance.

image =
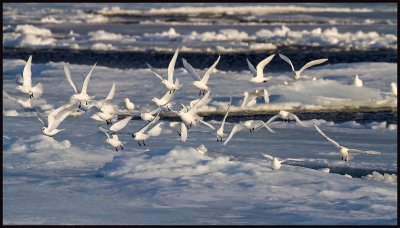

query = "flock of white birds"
[12,47,396,170]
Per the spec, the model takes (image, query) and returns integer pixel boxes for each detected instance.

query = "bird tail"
[32,83,44,98]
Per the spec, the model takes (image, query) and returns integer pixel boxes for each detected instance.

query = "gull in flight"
[146,47,181,93]
[223,120,275,145]
[98,126,125,152]
[240,89,269,108]
[168,121,188,142]
[64,62,97,108]
[314,123,381,161]
[37,103,78,137]
[15,55,43,99]
[279,54,328,80]
[152,89,175,111]
[182,55,220,96]
[262,153,304,170]
[140,106,162,122]
[90,83,117,125]
[6,93,32,108]
[124,98,135,110]
[246,54,275,83]
[98,116,132,151]
[353,75,363,87]
[132,114,164,146]
[172,90,215,130]
[266,110,306,127]
[216,99,231,142]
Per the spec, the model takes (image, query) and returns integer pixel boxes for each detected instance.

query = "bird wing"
[279,54,295,72]
[314,124,341,149]
[241,91,258,107]
[22,55,32,87]
[36,108,47,126]
[254,120,275,133]
[48,104,78,131]
[146,63,164,81]
[105,82,116,101]
[188,90,211,115]
[110,116,131,132]
[256,54,275,79]
[298,58,328,75]
[15,74,24,86]
[347,149,382,155]
[261,153,274,160]
[281,158,305,163]
[167,47,179,83]
[81,63,97,95]
[220,104,231,130]
[246,58,257,76]
[260,89,269,103]
[200,55,220,84]
[289,113,306,127]
[98,125,110,138]
[63,64,78,93]
[182,58,201,81]
[138,115,160,134]
[160,89,174,103]
[148,122,164,137]
[198,118,215,130]
[265,114,280,125]
[223,123,245,145]
[149,106,162,115]
[180,122,188,142]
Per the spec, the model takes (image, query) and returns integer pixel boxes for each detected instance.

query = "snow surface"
[3,57,397,225]
[3,3,397,52]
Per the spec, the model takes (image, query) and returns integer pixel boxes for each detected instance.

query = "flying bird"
[64,62,97,108]
[15,55,43,99]
[223,120,275,145]
[265,110,306,127]
[37,103,78,137]
[216,100,231,142]
[279,54,328,80]
[262,153,304,170]
[314,123,381,161]
[246,54,275,83]
[240,89,269,108]
[182,55,220,96]
[146,47,181,93]
[172,90,215,130]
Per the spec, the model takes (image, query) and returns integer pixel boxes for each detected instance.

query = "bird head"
[41,127,46,132]
[16,85,22,90]
[294,71,301,80]
[132,133,136,138]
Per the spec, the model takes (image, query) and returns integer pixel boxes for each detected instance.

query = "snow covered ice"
[3,2,397,225]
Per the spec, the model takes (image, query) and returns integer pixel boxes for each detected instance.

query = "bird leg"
[115,147,118,152]
[142,140,146,146]
[138,141,141,146]
[199,90,202,96]
[78,102,82,109]
[177,130,181,136]
[120,145,124,150]
[203,90,206,95]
